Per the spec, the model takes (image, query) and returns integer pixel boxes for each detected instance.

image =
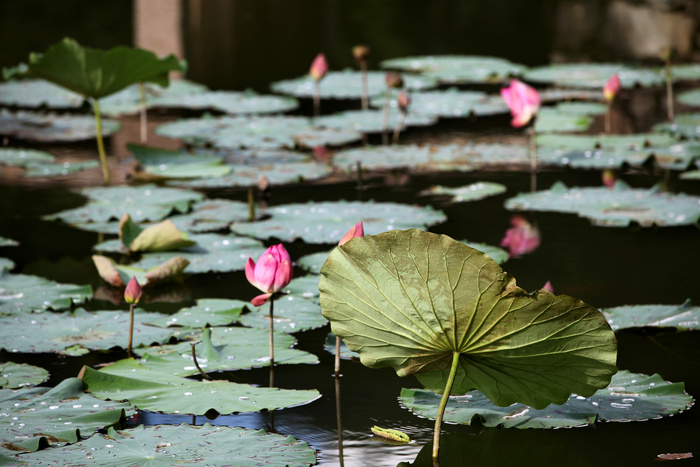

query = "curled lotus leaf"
[92,254,189,287]
[420,182,507,203]
[119,214,196,253]
[380,55,527,84]
[0,257,14,272]
[319,229,617,409]
[0,109,121,142]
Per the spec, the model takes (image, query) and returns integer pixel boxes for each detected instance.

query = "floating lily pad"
[314,109,437,133]
[0,79,84,109]
[128,144,231,179]
[463,241,509,265]
[45,184,204,224]
[654,112,700,139]
[215,148,311,165]
[23,160,101,177]
[380,55,527,84]
[99,80,209,116]
[538,88,604,103]
[80,358,320,415]
[603,300,700,331]
[0,378,131,454]
[238,295,327,333]
[0,148,54,167]
[0,362,49,389]
[421,182,507,202]
[0,308,173,354]
[0,272,92,315]
[127,233,266,274]
[151,298,247,328]
[231,200,446,244]
[156,115,362,150]
[524,63,665,88]
[270,70,438,99]
[137,326,318,376]
[400,370,693,429]
[370,89,508,118]
[0,236,18,247]
[670,64,700,82]
[297,251,331,274]
[19,424,316,467]
[505,180,700,227]
[154,89,298,115]
[537,132,677,151]
[677,88,700,107]
[0,257,14,272]
[283,275,321,301]
[535,107,593,133]
[0,109,121,142]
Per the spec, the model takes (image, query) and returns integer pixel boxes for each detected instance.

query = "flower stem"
[139,82,148,143]
[529,124,537,192]
[269,299,275,367]
[314,81,321,117]
[128,303,134,358]
[382,89,390,145]
[432,351,461,464]
[666,58,674,122]
[334,335,341,377]
[93,99,111,185]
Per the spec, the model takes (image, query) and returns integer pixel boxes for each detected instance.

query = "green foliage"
[0,363,49,389]
[0,272,92,315]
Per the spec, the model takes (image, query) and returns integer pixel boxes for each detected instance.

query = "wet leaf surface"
[238,294,327,333]
[380,55,527,84]
[524,63,665,88]
[603,300,700,331]
[0,109,121,142]
[0,362,49,389]
[420,182,507,202]
[0,272,92,315]
[0,148,55,167]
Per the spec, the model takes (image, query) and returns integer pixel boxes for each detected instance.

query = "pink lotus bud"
[245,244,293,306]
[602,168,617,188]
[352,45,370,65]
[309,53,328,81]
[542,281,554,293]
[385,72,404,89]
[124,276,142,304]
[603,73,621,102]
[312,145,330,162]
[500,79,541,128]
[339,222,364,246]
[397,91,410,113]
[500,215,540,258]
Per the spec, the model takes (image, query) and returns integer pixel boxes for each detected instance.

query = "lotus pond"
[1,6,700,467]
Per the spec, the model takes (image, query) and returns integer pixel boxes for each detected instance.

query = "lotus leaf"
[0,308,174,354]
[151,298,247,328]
[677,89,700,107]
[283,275,321,301]
[380,55,527,84]
[535,108,592,133]
[23,160,101,177]
[505,180,700,227]
[118,214,195,253]
[524,63,665,88]
[400,370,692,428]
[156,114,362,150]
[80,358,320,415]
[0,148,54,167]
[238,295,327,333]
[654,113,700,139]
[0,79,84,108]
[99,80,209,116]
[128,144,231,179]
[215,148,311,165]
[18,424,316,467]
[0,236,18,247]
[136,326,318,376]
[0,109,120,142]
[313,109,437,133]
[319,229,617,409]
[554,102,608,115]
[92,254,190,287]
[538,88,604,103]
[0,258,14,272]
[0,362,49,389]
[150,89,299,115]
[462,241,509,265]
[0,272,92,314]
[297,250,331,274]
[231,200,446,243]
[270,70,438,99]
[603,300,700,331]
[324,332,359,360]
[370,89,509,118]
[670,63,700,82]
[420,182,507,202]
[127,233,266,274]
[537,132,677,151]
[0,378,131,454]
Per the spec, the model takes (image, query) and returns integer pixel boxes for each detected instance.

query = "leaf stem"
[432,351,461,465]
[93,99,111,185]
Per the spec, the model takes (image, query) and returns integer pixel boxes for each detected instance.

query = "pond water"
[1,1,700,466]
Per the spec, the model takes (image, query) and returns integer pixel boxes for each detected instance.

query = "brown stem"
[666,58,674,122]
[334,335,341,377]
[432,351,461,465]
[190,341,212,380]
[335,372,345,467]
[269,298,275,368]
[382,88,390,145]
[605,102,612,134]
[128,303,134,358]
[360,63,368,111]
[139,82,148,143]
[247,186,255,222]
[392,112,406,144]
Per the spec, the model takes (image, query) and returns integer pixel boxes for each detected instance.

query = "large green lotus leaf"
[0,378,132,454]
[603,300,700,331]
[0,148,54,167]
[524,63,664,88]
[28,37,183,99]
[505,180,700,227]
[380,55,527,84]
[0,236,19,247]
[0,308,173,354]
[80,359,320,415]
[44,184,204,224]
[333,143,528,172]
[0,79,84,108]
[151,298,247,328]
[0,109,120,142]
[370,89,509,118]
[18,424,316,467]
[0,258,14,272]
[537,132,677,151]
[230,200,446,244]
[313,109,437,133]
[99,80,209,116]
[654,113,700,140]
[92,254,189,288]
[127,143,231,179]
[297,250,332,274]
[23,160,101,177]
[238,295,327,333]
[156,115,362,149]
[283,275,321,301]
[128,233,266,274]
[319,229,617,409]
[463,241,509,265]
[421,182,507,203]
[401,370,692,429]
[0,362,49,389]
[535,108,592,133]
[270,70,438,99]
[137,326,318,376]
[0,272,92,314]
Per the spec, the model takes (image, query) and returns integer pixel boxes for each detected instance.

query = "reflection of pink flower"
[339,222,364,246]
[245,244,293,306]
[603,73,621,102]
[124,276,142,304]
[309,53,328,81]
[501,215,540,257]
[501,79,540,128]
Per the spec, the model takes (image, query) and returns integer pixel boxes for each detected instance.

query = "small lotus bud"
[309,53,328,81]
[124,276,142,304]
[602,169,617,188]
[352,45,370,64]
[603,74,621,102]
[397,91,410,113]
[385,72,404,89]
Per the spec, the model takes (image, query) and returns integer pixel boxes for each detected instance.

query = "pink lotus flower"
[309,53,328,81]
[501,215,540,258]
[542,281,554,293]
[339,222,364,246]
[501,79,541,128]
[124,276,142,304]
[603,73,621,102]
[245,244,293,306]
